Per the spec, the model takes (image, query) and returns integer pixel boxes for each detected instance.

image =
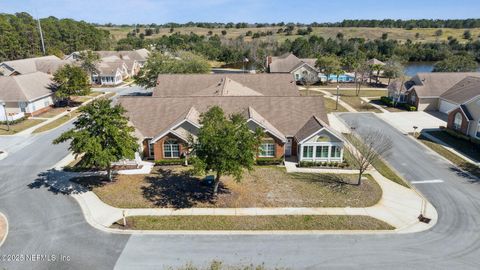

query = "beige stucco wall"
[465,96,480,138]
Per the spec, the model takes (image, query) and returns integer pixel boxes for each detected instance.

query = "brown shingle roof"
[153,74,299,97]
[1,55,63,75]
[119,96,327,138]
[0,72,53,102]
[366,58,386,66]
[409,72,480,98]
[440,76,480,104]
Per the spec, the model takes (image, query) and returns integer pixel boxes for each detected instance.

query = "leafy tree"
[78,50,100,75]
[191,106,263,195]
[463,30,472,40]
[135,51,210,88]
[221,30,227,36]
[52,65,90,105]
[435,29,443,37]
[381,33,388,40]
[315,55,342,84]
[383,59,405,85]
[433,54,478,72]
[53,99,139,180]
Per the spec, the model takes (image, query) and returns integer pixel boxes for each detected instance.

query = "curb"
[0,212,8,247]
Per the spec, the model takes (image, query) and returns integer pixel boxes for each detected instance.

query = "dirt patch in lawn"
[79,166,382,209]
[111,215,394,231]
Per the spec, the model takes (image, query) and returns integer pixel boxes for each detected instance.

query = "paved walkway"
[361,97,390,113]
[42,153,437,234]
[316,90,358,112]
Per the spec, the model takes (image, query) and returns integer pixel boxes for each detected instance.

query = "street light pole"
[1,101,10,131]
[336,84,339,110]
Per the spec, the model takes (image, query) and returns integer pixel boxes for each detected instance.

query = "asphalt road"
[1,112,480,269]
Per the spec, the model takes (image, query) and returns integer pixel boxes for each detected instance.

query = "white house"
[0,72,54,120]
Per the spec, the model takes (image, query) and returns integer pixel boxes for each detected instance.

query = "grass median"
[112,215,395,231]
[32,111,80,133]
[0,119,45,135]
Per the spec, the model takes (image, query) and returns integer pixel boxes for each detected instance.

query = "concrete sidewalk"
[317,90,358,112]
[44,153,438,234]
[361,97,390,113]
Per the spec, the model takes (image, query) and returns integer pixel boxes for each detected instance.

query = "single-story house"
[153,74,299,97]
[267,53,320,83]
[0,72,54,120]
[443,77,480,138]
[388,72,480,111]
[65,49,149,66]
[119,96,345,163]
[319,73,356,83]
[0,55,72,76]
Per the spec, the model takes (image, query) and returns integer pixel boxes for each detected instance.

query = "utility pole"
[37,17,46,55]
[1,101,10,132]
[336,84,339,110]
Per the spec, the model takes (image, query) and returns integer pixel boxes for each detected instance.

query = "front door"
[285,138,292,156]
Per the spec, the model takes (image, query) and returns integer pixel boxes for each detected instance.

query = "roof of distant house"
[94,61,127,76]
[96,49,149,62]
[366,58,386,66]
[440,76,480,104]
[0,72,53,102]
[409,72,480,98]
[153,74,299,97]
[0,55,64,75]
[119,96,327,138]
[269,53,317,73]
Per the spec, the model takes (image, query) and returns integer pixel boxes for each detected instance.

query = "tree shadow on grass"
[289,173,359,191]
[449,164,480,184]
[141,168,229,209]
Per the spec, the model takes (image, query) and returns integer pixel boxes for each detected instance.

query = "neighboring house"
[366,58,385,66]
[267,53,320,83]
[319,73,356,83]
[0,72,54,120]
[91,61,129,86]
[65,49,149,86]
[153,74,299,97]
[388,72,480,110]
[442,77,480,138]
[0,55,71,76]
[119,96,345,163]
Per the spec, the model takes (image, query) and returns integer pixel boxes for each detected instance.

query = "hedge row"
[298,161,350,168]
[155,159,185,166]
[255,157,283,165]
[379,96,417,111]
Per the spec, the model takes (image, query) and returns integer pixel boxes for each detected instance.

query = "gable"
[303,129,343,143]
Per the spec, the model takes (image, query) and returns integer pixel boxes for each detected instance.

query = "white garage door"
[439,99,457,114]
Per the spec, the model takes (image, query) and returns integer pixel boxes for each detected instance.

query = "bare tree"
[346,129,393,185]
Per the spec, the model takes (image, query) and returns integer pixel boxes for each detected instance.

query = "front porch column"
[327,145,332,162]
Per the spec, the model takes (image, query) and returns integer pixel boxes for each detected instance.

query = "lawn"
[112,215,394,231]
[324,89,386,113]
[32,111,80,133]
[325,89,388,97]
[74,166,382,209]
[35,107,68,118]
[299,90,348,113]
[369,99,405,112]
[418,134,480,179]
[427,130,480,162]
[0,119,45,135]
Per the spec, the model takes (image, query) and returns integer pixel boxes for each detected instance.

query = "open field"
[0,119,45,135]
[73,166,382,209]
[112,215,394,231]
[100,26,480,43]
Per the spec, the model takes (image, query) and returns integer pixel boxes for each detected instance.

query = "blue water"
[403,62,435,77]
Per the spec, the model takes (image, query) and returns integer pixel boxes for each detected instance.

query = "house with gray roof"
[0,72,54,121]
[388,72,480,111]
[267,53,321,83]
[441,76,480,138]
[121,73,344,163]
[0,55,72,76]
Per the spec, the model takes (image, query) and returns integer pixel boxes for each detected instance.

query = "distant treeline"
[99,19,480,29]
[0,12,111,61]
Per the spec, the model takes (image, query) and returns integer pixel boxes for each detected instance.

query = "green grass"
[325,89,388,97]
[112,215,394,231]
[427,131,480,161]
[418,134,480,179]
[0,119,45,135]
[299,90,348,113]
[32,111,80,133]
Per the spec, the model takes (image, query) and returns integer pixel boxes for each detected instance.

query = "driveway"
[1,112,480,269]
[377,111,447,134]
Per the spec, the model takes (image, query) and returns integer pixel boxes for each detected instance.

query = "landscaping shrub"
[298,161,348,168]
[380,96,394,107]
[255,157,283,165]
[402,104,417,111]
[155,159,185,166]
[0,116,27,125]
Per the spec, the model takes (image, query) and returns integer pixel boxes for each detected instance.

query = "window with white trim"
[315,145,329,158]
[302,146,313,158]
[259,143,275,157]
[331,146,341,158]
[453,112,463,130]
[164,139,180,158]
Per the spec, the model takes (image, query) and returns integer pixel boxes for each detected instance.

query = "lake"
[404,62,435,77]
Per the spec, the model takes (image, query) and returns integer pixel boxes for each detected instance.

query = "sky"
[1,0,480,24]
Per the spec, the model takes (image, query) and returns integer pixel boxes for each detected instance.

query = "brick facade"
[406,90,419,108]
[143,134,185,161]
[447,107,469,135]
